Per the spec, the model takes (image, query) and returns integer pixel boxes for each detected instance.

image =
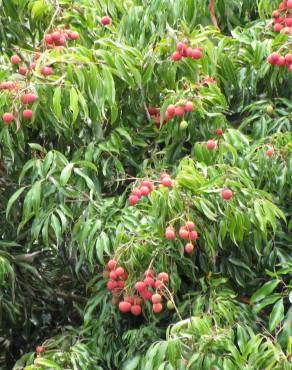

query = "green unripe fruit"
[167,300,175,310]
[266,105,273,114]
[180,120,188,130]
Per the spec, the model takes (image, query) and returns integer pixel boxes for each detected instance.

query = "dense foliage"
[0,0,291,369]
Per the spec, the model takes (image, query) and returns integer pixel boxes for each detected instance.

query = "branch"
[56,290,87,304]
[208,0,220,30]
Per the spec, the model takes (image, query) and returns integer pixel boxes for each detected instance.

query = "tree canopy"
[0,0,291,369]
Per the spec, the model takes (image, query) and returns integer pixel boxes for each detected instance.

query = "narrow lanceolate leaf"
[53,86,62,119]
[269,298,284,331]
[60,163,74,186]
[31,181,42,216]
[6,187,26,218]
[251,280,280,303]
[70,87,79,122]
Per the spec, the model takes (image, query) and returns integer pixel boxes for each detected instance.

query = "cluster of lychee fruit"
[2,91,37,124]
[44,26,79,48]
[128,174,173,205]
[164,101,194,122]
[147,100,195,128]
[271,1,292,34]
[267,52,292,72]
[10,52,42,77]
[171,42,203,61]
[166,221,198,254]
[105,260,170,315]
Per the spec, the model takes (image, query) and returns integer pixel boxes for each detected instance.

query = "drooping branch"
[208,0,220,30]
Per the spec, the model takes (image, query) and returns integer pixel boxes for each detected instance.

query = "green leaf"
[53,86,62,119]
[34,358,61,369]
[269,298,284,331]
[70,87,79,122]
[60,163,74,186]
[31,181,42,216]
[251,280,280,303]
[6,187,26,218]
[51,214,61,244]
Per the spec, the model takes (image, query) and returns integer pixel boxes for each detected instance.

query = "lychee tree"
[0,0,291,369]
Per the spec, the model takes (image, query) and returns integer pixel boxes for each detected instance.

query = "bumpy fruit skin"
[107,280,117,290]
[23,109,33,119]
[184,101,194,112]
[274,23,283,32]
[135,281,146,292]
[165,227,175,240]
[176,42,187,54]
[153,303,163,313]
[19,66,27,75]
[267,52,280,64]
[131,305,142,316]
[151,294,162,304]
[115,267,125,277]
[277,56,286,66]
[192,49,202,59]
[285,54,292,65]
[119,301,132,313]
[107,259,117,270]
[109,271,117,280]
[155,280,163,289]
[144,277,155,287]
[30,62,36,70]
[185,221,195,231]
[174,106,185,117]
[36,346,45,354]
[161,176,172,187]
[11,55,21,65]
[288,0,292,9]
[144,268,155,278]
[206,140,216,150]
[185,243,194,253]
[44,34,53,44]
[266,105,274,114]
[101,16,111,25]
[189,230,198,241]
[132,188,142,198]
[221,188,233,200]
[215,128,223,136]
[141,290,153,300]
[69,31,79,40]
[167,104,176,116]
[266,148,274,157]
[55,36,66,46]
[140,186,150,196]
[148,106,158,115]
[52,31,61,41]
[124,296,135,304]
[117,280,125,288]
[20,93,37,105]
[158,272,169,283]
[285,18,292,27]
[41,66,53,76]
[129,195,139,205]
[171,51,182,61]
[179,227,189,239]
[141,180,154,192]
[2,113,14,124]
